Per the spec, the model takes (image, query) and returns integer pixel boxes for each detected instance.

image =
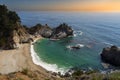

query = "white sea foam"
[66,45,71,49]
[77,44,84,47]
[73,31,83,37]
[73,34,77,37]
[79,31,83,35]
[103,42,113,46]
[30,41,68,75]
[66,44,84,50]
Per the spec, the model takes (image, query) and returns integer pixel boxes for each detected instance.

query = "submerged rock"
[101,45,120,66]
[66,44,84,50]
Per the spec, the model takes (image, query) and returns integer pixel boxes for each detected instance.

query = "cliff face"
[12,22,30,44]
[0,5,30,49]
[0,22,30,50]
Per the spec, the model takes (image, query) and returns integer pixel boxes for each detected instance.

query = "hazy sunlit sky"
[1,0,120,11]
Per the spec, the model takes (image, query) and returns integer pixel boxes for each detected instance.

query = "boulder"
[101,45,120,66]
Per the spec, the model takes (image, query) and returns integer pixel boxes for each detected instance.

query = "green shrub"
[72,70,84,77]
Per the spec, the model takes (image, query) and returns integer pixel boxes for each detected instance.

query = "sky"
[1,0,120,11]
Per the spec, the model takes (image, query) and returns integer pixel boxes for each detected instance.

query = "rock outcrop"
[101,45,120,66]
[0,22,31,49]
[29,23,73,39]
[29,24,52,38]
[51,23,73,39]
[13,23,31,43]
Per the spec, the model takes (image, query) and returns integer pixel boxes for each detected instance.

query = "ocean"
[18,11,120,74]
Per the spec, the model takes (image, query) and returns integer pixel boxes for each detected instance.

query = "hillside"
[0,5,30,49]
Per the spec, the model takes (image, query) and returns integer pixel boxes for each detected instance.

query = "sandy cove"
[0,36,62,79]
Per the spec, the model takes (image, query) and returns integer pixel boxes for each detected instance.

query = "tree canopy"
[0,4,20,30]
[0,4,21,49]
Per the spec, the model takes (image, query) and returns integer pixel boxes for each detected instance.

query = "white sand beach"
[0,36,48,75]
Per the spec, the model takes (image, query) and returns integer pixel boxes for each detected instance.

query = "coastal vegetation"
[0,5,30,49]
[0,5,20,49]
[0,69,119,80]
[0,69,61,80]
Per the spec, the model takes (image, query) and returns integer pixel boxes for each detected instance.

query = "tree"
[0,4,21,49]
[0,4,8,15]
[8,11,20,23]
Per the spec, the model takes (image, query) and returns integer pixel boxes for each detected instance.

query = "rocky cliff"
[29,23,73,39]
[0,5,30,49]
[101,46,120,66]
[29,24,52,38]
[51,23,73,39]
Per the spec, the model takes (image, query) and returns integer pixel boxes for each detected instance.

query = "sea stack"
[101,45,120,66]
[29,23,73,39]
[51,23,73,39]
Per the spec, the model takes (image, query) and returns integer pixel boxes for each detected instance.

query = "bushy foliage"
[72,70,84,77]
[0,4,20,48]
[8,11,20,24]
[0,4,8,15]
[0,5,20,29]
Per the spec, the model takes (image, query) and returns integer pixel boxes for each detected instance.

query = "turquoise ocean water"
[18,11,120,73]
